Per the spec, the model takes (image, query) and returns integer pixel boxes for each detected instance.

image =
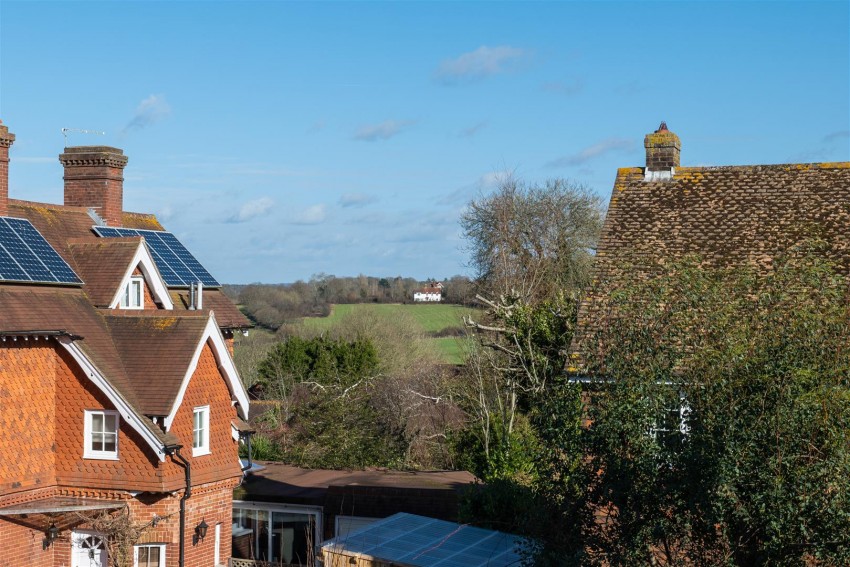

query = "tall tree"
[460,177,604,303]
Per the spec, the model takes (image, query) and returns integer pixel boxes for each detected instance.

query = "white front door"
[71,530,108,567]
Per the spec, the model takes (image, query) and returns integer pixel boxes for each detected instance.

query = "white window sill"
[83,452,119,461]
[192,448,211,457]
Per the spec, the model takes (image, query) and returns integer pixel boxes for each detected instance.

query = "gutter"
[165,444,191,567]
[0,330,83,340]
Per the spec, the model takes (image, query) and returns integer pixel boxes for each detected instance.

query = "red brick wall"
[60,146,127,228]
[182,478,238,567]
[54,347,166,492]
[0,342,57,495]
[0,520,55,567]
[168,342,243,487]
[0,122,13,217]
[0,334,243,565]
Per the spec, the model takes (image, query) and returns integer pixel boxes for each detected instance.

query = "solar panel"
[0,217,83,284]
[91,226,220,287]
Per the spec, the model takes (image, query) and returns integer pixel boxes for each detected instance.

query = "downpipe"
[166,445,191,567]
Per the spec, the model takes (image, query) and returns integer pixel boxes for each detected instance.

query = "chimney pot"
[0,120,15,217]
[644,122,680,172]
[59,146,128,226]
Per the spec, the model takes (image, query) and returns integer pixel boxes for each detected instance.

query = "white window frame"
[84,410,120,460]
[120,275,145,309]
[192,406,210,456]
[134,543,166,567]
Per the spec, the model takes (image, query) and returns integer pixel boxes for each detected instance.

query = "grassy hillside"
[301,303,477,364]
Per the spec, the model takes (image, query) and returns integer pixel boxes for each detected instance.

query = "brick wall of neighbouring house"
[0,342,58,495]
[168,342,243,487]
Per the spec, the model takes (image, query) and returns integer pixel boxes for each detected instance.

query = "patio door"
[71,530,108,567]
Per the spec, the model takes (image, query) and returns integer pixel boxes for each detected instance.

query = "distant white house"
[413,283,442,302]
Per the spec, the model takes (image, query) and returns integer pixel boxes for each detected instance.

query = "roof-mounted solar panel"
[92,226,220,288]
[0,217,83,284]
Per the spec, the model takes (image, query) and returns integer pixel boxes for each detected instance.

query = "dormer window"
[120,276,144,309]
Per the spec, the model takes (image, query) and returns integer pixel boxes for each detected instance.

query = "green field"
[301,303,478,364]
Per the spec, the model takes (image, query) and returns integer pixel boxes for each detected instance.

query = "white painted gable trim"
[108,242,174,310]
[163,312,250,431]
[57,338,167,461]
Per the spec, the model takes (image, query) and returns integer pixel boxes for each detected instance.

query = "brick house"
[0,120,252,567]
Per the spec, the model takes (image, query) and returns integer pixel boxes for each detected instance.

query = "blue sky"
[1,1,848,284]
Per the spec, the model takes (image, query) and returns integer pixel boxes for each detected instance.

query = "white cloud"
[122,94,171,134]
[353,120,414,141]
[435,45,530,84]
[227,197,274,223]
[293,204,327,225]
[547,138,635,167]
[339,193,378,208]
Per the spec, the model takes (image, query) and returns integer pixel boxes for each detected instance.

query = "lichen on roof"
[122,212,164,231]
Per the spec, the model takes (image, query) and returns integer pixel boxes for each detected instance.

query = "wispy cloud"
[339,193,378,208]
[786,130,850,163]
[435,45,530,85]
[122,94,171,135]
[823,130,849,143]
[227,197,274,223]
[543,78,583,96]
[438,169,513,205]
[459,121,488,138]
[547,138,635,167]
[293,204,328,225]
[353,120,415,141]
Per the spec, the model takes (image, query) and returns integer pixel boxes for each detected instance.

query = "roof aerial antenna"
[61,128,106,145]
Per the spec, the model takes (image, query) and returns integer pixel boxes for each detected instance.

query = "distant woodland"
[223,274,474,330]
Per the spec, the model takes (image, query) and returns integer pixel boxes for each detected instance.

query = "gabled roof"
[9,200,250,328]
[67,239,141,306]
[1,201,250,458]
[578,155,850,343]
[105,312,209,415]
[67,237,173,310]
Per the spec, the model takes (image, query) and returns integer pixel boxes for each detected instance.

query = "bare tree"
[460,177,604,303]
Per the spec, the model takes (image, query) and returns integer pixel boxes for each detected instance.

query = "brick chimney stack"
[644,122,680,171]
[0,120,15,217]
[59,146,128,226]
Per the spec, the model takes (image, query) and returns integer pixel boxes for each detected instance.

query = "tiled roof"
[577,161,850,345]
[67,238,143,307]
[106,313,209,415]
[416,287,442,294]
[1,197,249,430]
[8,199,250,328]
